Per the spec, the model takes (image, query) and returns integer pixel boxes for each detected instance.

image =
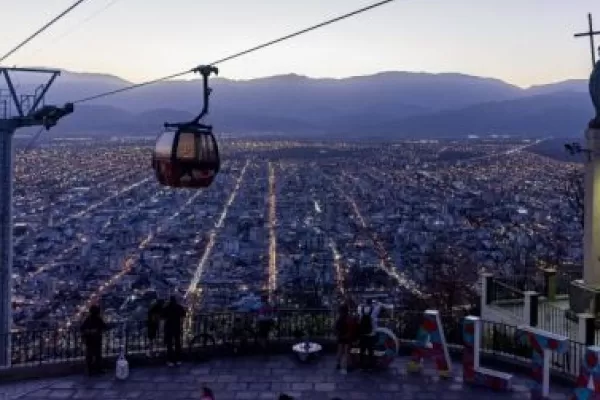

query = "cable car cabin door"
[153,130,180,187]
[190,131,219,187]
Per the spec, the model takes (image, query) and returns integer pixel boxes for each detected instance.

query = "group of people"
[334,298,393,374]
[147,293,276,363]
[79,295,187,375]
[80,294,389,384]
[146,296,187,366]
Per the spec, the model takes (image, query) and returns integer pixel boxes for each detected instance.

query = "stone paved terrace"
[0,355,572,400]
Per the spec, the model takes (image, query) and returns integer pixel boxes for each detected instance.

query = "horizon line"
[9,64,589,90]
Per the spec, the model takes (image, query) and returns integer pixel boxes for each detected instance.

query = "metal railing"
[480,320,584,378]
[8,310,337,367]
[1,308,589,383]
[494,274,543,293]
[538,302,578,339]
[488,279,525,319]
[489,279,525,303]
[493,269,582,299]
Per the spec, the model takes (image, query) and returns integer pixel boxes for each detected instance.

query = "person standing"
[162,296,186,366]
[357,299,393,370]
[201,387,215,400]
[334,303,351,374]
[147,299,164,357]
[256,294,275,352]
[80,305,108,375]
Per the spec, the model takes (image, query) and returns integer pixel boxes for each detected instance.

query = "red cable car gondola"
[152,65,220,189]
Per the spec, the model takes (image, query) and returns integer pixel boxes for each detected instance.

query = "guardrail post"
[524,291,539,327]
[0,331,10,369]
[481,273,494,306]
[543,268,557,302]
[123,321,128,356]
[116,320,127,356]
[578,313,595,345]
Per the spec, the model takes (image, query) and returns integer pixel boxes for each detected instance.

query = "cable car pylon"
[0,66,73,367]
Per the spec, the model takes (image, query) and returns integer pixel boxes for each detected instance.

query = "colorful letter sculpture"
[407,310,452,378]
[572,346,600,400]
[462,316,513,391]
[516,325,569,400]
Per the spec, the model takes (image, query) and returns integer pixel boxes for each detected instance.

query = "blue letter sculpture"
[572,346,600,400]
[516,325,568,400]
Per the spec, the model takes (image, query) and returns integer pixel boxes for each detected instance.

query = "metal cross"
[575,13,600,68]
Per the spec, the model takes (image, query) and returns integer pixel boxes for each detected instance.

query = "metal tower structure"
[0,67,72,367]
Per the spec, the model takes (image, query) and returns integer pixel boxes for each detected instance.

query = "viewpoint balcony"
[0,309,577,399]
[481,270,593,341]
[1,354,571,400]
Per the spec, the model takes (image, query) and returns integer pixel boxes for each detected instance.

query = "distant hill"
[4,68,595,138]
[526,79,587,96]
[368,92,594,138]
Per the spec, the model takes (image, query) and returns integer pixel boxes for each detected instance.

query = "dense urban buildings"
[10,138,582,331]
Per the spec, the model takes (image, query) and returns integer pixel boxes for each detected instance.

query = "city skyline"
[2,0,600,88]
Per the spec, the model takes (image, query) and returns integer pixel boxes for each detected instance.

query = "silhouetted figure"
[335,303,351,374]
[357,299,393,370]
[257,294,275,351]
[201,387,215,400]
[162,296,186,366]
[147,299,164,357]
[80,305,108,375]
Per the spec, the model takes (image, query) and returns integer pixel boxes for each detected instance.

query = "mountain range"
[5,69,595,138]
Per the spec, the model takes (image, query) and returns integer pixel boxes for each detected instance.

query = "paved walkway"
[0,355,572,399]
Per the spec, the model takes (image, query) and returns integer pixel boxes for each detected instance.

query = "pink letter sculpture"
[407,310,452,378]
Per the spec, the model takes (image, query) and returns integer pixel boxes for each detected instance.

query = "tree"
[346,265,393,292]
[419,242,479,313]
[283,258,332,309]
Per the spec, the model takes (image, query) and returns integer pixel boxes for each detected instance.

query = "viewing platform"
[0,308,583,399]
[0,355,571,399]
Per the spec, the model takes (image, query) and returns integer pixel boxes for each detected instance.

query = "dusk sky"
[3,0,600,87]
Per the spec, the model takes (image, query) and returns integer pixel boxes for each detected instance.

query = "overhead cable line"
[72,0,397,104]
[0,0,93,63]
[207,0,396,65]
[73,70,191,104]
[24,127,46,152]
[21,0,128,60]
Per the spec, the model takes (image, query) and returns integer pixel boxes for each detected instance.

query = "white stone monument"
[570,50,600,316]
